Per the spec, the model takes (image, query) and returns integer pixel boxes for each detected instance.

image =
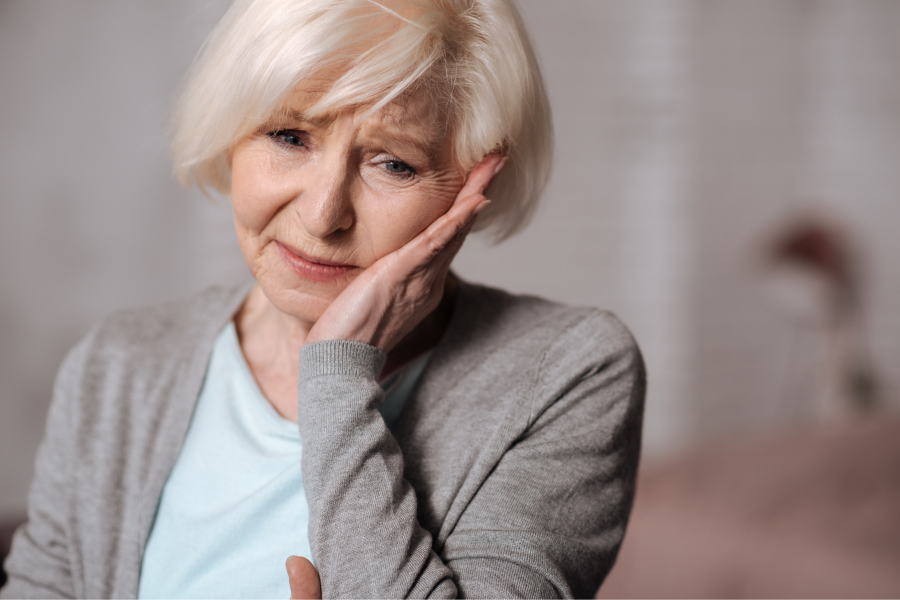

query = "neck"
[235,284,309,366]
[233,275,458,419]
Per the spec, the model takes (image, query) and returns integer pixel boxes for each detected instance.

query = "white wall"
[457,0,900,444]
[2,0,899,518]
[0,0,241,518]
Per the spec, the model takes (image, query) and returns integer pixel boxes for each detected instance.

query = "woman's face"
[231,90,466,326]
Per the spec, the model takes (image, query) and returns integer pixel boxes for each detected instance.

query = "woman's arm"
[1,342,86,599]
[297,340,456,597]
[440,315,646,598]
[295,309,645,598]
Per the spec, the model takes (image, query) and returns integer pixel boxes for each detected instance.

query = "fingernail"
[474,199,491,215]
[492,156,508,177]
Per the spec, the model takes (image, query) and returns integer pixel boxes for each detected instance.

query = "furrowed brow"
[266,110,330,129]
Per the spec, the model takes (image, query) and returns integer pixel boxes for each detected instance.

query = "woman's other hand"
[286,556,321,600]
[305,153,506,353]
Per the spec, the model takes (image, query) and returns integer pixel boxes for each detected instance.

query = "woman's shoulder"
[56,282,251,411]
[399,281,645,557]
[49,281,251,454]
[69,282,250,366]
[417,278,645,434]
[451,279,641,365]
[85,283,249,352]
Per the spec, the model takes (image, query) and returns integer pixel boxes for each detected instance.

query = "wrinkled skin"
[232,89,503,421]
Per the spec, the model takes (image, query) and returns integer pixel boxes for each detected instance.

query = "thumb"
[286,555,322,600]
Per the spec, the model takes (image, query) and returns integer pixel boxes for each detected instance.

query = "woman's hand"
[304,153,506,354]
[286,556,321,600]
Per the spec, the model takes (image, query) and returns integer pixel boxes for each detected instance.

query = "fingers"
[286,555,321,600]
[428,202,482,272]
[404,152,504,261]
[422,152,504,243]
[455,152,507,204]
[410,195,486,263]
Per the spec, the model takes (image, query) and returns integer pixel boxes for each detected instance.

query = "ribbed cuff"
[297,340,387,382]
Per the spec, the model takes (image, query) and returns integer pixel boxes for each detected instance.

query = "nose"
[296,154,355,239]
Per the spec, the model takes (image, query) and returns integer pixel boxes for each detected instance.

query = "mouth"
[275,241,359,283]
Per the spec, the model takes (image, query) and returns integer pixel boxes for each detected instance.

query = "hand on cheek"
[304,153,506,353]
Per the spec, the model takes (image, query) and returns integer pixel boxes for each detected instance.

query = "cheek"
[361,177,463,258]
[230,145,283,236]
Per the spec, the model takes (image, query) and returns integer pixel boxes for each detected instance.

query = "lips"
[275,241,358,283]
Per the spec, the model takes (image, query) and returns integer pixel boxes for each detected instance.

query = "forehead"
[282,84,450,156]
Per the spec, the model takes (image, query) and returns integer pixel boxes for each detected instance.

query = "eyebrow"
[270,108,445,161]
[368,107,446,158]
[364,125,438,159]
[269,110,329,129]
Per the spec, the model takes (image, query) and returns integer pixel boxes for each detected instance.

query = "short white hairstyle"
[170,0,553,242]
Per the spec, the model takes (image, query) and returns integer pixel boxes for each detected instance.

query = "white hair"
[170,0,553,242]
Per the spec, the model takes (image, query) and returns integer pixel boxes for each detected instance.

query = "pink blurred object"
[759,212,878,418]
[761,213,858,322]
[597,416,900,598]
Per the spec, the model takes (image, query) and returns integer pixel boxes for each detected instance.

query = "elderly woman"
[1,0,644,598]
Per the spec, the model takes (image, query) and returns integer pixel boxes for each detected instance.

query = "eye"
[270,129,305,148]
[380,159,415,178]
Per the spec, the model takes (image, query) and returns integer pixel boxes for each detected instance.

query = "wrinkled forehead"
[280,82,453,158]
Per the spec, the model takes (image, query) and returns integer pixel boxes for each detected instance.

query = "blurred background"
[1,0,899,596]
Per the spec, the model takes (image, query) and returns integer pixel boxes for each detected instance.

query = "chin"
[256,262,354,325]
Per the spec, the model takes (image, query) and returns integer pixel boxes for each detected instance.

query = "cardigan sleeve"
[297,341,457,598]
[295,315,645,599]
[443,317,646,598]
[1,341,87,599]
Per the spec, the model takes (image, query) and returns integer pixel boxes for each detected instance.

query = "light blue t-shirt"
[138,322,429,599]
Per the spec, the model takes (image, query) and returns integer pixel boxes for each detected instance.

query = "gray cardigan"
[2,280,645,599]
